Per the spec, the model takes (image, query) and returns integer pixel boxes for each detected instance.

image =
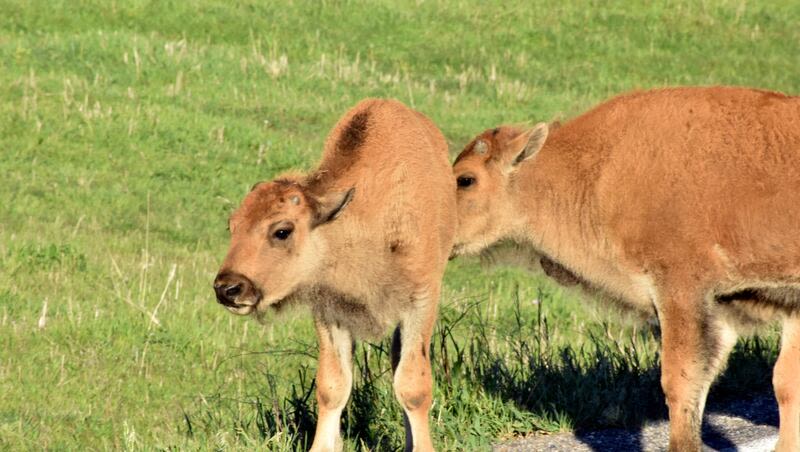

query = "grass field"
[1,0,799,450]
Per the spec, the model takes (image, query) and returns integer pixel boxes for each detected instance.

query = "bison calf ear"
[312,187,355,228]
[510,122,548,166]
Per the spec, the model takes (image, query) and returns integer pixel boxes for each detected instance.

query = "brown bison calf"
[214,99,456,451]
[451,86,800,451]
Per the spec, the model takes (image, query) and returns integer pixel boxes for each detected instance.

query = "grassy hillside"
[1,0,797,450]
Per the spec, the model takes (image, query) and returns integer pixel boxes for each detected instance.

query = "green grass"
[1,0,797,450]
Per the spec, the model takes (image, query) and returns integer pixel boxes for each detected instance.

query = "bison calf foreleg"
[391,288,438,452]
[774,315,800,452]
[659,290,738,452]
[310,320,353,452]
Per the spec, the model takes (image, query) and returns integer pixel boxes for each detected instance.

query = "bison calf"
[215,99,456,451]
[451,86,800,452]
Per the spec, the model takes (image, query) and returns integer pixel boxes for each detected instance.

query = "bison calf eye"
[457,176,476,188]
[273,228,293,240]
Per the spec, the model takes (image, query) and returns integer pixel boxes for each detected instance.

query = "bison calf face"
[214,180,354,315]
[451,123,549,258]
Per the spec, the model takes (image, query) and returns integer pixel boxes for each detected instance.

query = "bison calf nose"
[223,283,242,298]
[213,272,253,306]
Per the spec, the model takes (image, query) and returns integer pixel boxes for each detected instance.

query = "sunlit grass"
[1,0,797,449]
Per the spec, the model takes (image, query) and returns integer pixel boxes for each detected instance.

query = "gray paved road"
[494,393,779,452]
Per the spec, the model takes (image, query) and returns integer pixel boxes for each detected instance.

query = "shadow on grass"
[557,344,779,452]
[436,290,668,438]
[454,289,780,451]
[181,288,779,451]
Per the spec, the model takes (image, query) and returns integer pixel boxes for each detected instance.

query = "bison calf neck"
[452,86,800,452]
[215,99,455,452]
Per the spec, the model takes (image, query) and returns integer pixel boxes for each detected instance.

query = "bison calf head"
[214,179,354,315]
[450,122,548,257]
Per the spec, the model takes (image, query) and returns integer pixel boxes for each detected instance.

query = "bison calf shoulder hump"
[305,100,456,338]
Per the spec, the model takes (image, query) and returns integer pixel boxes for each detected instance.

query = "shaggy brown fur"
[451,86,800,452]
[215,99,456,452]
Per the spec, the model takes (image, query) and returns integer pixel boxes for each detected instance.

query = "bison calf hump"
[336,110,370,154]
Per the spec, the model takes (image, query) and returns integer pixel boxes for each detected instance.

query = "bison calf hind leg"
[774,315,800,452]
[659,289,739,452]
